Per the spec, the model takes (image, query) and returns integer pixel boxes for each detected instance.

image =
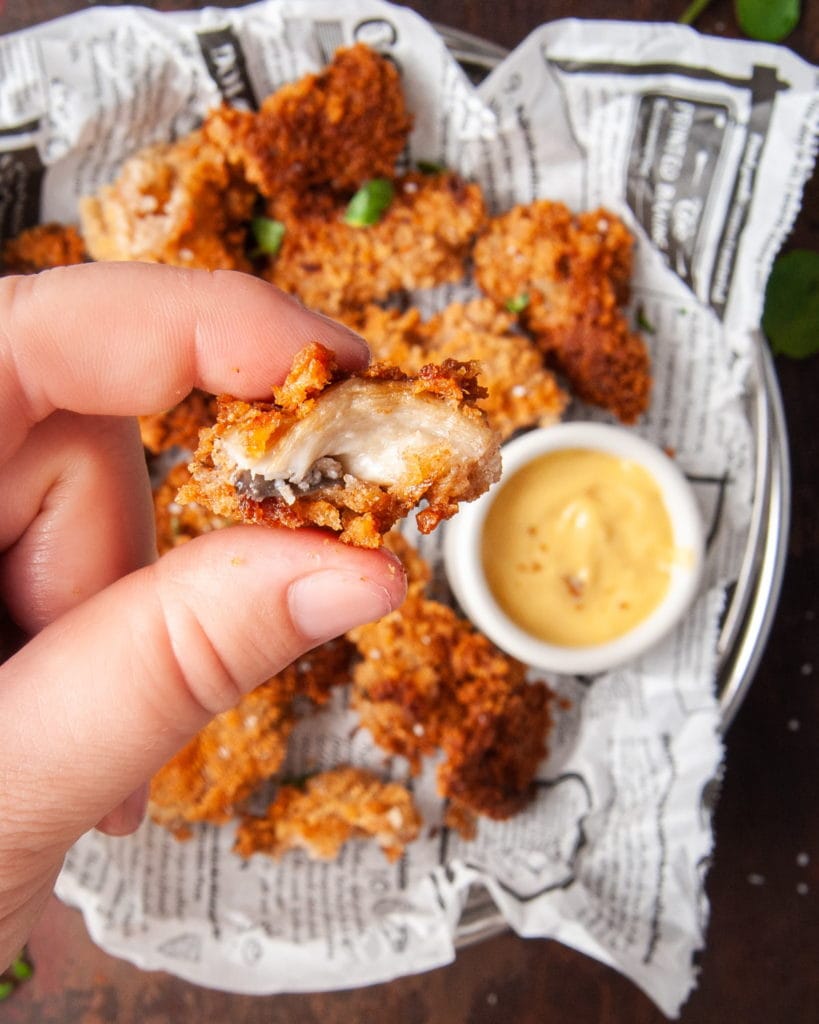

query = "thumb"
[0,526,405,845]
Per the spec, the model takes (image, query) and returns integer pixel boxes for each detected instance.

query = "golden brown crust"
[349,594,554,819]
[149,638,352,832]
[205,44,412,197]
[153,462,231,555]
[234,766,421,863]
[1,223,87,274]
[79,130,256,269]
[139,389,218,455]
[474,200,650,423]
[265,172,486,317]
[350,298,568,441]
[179,342,501,548]
[149,675,299,832]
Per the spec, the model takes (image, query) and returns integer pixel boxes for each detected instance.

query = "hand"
[0,262,406,970]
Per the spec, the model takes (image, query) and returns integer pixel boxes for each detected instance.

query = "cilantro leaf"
[344,179,395,227]
[762,250,819,359]
[736,0,801,42]
[251,217,285,256]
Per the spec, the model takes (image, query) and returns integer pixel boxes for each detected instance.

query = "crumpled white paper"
[2,2,815,1016]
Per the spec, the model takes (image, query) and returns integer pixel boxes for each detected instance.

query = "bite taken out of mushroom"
[178,342,502,547]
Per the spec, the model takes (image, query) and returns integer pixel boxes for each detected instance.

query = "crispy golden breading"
[235,766,421,863]
[80,129,256,269]
[149,676,298,834]
[422,299,568,439]
[1,223,87,273]
[149,638,352,834]
[291,635,356,707]
[153,462,231,555]
[265,173,486,317]
[351,299,568,441]
[349,595,554,819]
[179,342,501,548]
[205,43,412,197]
[474,200,650,423]
[139,389,218,455]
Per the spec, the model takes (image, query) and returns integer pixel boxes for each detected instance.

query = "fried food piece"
[204,43,412,197]
[79,129,256,269]
[149,639,353,833]
[350,595,554,819]
[149,675,298,833]
[179,342,501,548]
[235,766,421,863]
[153,462,231,555]
[265,172,486,317]
[353,299,568,441]
[139,389,218,455]
[290,635,355,707]
[1,223,86,273]
[474,200,650,423]
[422,299,567,440]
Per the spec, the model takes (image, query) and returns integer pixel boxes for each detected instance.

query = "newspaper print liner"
[1,1,813,1017]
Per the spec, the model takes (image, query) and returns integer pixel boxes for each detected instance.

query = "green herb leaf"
[505,293,530,314]
[344,179,395,227]
[0,981,13,1001]
[636,305,657,334]
[10,958,32,981]
[735,0,801,41]
[251,217,285,256]
[417,160,446,175]
[762,249,819,359]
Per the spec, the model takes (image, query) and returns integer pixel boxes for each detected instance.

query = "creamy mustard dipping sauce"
[481,449,676,647]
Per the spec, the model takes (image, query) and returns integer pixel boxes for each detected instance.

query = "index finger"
[0,262,368,464]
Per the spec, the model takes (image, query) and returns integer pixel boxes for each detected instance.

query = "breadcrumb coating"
[149,675,298,834]
[474,200,650,422]
[179,342,501,548]
[265,172,486,317]
[153,462,231,555]
[350,298,568,440]
[1,223,86,273]
[204,43,412,197]
[349,594,554,819]
[139,389,217,455]
[235,766,421,863]
[79,129,256,269]
[149,638,352,834]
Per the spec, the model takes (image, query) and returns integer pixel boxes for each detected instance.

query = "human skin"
[0,262,406,970]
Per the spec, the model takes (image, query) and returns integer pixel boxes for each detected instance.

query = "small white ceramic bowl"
[444,423,705,675]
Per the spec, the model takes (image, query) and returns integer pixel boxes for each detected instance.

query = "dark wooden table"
[1,2,816,1021]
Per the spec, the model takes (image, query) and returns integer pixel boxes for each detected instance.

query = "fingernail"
[287,569,396,642]
[314,314,371,366]
[95,782,150,837]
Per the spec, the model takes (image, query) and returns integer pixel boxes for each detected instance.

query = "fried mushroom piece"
[1,223,86,274]
[350,299,568,441]
[265,172,486,318]
[149,675,298,835]
[349,594,555,819]
[203,43,412,197]
[149,638,353,834]
[179,342,502,548]
[474,200,650,423]
[79,129,256,269]
[235,766,421,863]
[139,389,218,455]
